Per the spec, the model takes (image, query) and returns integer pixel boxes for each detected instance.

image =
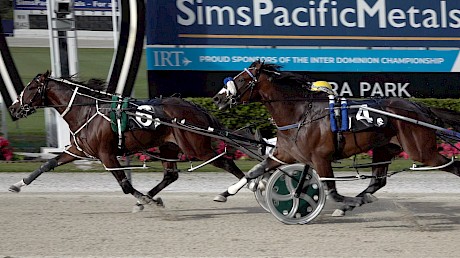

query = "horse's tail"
[426,106,460,132]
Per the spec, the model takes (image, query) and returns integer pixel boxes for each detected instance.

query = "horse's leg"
[334,144,401,216]
[210,155,246,202]
[211,156,245,179]
[215,154,287,202]
[215,147,297,202]
[313,157,367,208]
[411,145,460,176]
[144,143,182,207]
[100,155,158,206]
[168,128,246,201]
[177,148,245,202]
[394,121,460,176]
[9,152,77,192]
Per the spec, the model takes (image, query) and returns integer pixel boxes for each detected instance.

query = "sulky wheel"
[253,172,272,212]
[265,163,326,225]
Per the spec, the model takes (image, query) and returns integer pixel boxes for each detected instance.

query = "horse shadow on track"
[316,199,460,232]
[139,205,268,222]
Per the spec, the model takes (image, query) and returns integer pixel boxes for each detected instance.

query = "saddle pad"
[127,99,168,130]
[346,99,388,132]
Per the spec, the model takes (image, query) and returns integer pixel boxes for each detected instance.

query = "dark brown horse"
[213,60,460,216]
[8,71,245,206]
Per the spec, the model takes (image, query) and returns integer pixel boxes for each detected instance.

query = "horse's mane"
[61,77,110,99]
[85,78,107,92]
[259,63,313,90]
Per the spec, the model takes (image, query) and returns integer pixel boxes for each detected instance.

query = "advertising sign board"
[147,47,460,72]
[14,0,114,11]
[147,0,460,48]
[146,0,460,98]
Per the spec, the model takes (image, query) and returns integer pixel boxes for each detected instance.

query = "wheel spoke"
[299,193,318,210]
[286,198,300,218]
[270,191,293,202]
[283,173,298,192]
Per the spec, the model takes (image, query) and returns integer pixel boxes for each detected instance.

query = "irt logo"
[152,51,192,67]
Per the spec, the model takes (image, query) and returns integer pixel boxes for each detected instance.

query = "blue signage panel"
[146,47,460,72]
[147,0,460,48]
[14,0,114,11]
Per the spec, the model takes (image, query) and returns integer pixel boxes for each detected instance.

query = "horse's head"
[213,60,273,110]
[9,71,51,119]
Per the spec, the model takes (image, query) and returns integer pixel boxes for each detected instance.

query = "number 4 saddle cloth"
[340,99,389,133]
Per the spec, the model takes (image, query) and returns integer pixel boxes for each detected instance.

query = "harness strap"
[63,146,97,160]
[67,100,110,159]
[61,87,79,117]
[116,99,123,149]
[244,68,257,81]
[96,100,111,122]
[104,164,148,171]
[410,157,454,171]
[276,123,301,131]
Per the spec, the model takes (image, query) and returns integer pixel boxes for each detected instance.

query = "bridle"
[16,75,48,117]
[221,66,261,106]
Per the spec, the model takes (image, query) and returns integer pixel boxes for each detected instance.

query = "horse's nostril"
[213,96,219,103]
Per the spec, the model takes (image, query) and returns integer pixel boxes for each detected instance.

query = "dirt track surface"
[1,190,459,258]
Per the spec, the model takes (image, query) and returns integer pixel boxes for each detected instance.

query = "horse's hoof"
[8,185,20,193]
[343,197,363,207]
[247,180,257,192]
[213,195,227,202]
[138,195,154,205]
[153,197,164,207]
[132,203,144,213]
[363,193,378,203]
[258,178,267,191]
[332,209,345,217]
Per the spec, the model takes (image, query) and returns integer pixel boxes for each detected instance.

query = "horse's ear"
[255,59,264,73]
[39,70,50,82]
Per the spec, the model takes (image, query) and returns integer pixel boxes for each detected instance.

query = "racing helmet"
[310,81,335,95]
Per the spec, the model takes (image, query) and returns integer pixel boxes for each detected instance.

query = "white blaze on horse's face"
[11,96,20,107]
[9,83,30,118]
[9,80,37,118]
[18,84,28,107]
[13,81,32,109]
